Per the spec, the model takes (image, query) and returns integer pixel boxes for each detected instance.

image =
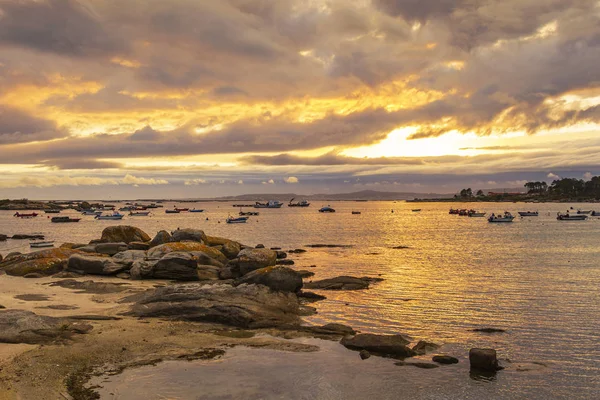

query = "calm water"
[2,201,599,399]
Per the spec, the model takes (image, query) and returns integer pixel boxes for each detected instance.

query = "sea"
[1,201,599,399]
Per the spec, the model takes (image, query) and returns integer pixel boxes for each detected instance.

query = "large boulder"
[67,254,126,275]
[112,250,147,268]
[128,241,150,251]
[129,260,156,280]
[0,310,92,344]
[0,248,84,277]
[205,236,230,246]
[230,248,277,276]
[171,228,207,243]
[94,242,128,256]
[234,266,302,293]
[0,234,8,241]
[469,348,501,372]
[148,242,227,264]
[149,230,171,247]
[340,334,415,358]
[125,283,302,328]
[221,241,241,259]
[100,226,151,244]
[152,252,201,281]
[304,276,383,291]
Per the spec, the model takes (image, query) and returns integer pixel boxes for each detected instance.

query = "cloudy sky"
[1,0,599,199]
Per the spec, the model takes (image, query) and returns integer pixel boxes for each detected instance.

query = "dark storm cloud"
[0,106,66,144]
[45,159,123,170]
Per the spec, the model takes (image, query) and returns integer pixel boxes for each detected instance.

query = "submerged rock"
[46,279,130,294]
[67,254,125,275]
[125,283,302,328]
[100,226,151,244]
[149,230,171,247]
[297,291,326,302]
[432,355,459,364]
[171,228,207,243]
[304,276,383,291]
[288,249,307,254]
[341,334,415,358]
[412,340,440,355]
[469,348,502,372]
[0,310,92,344]
[472,327,506,333]
[305,244,352,248]
[276,259,295,265]
[275,251,288,259]
[234,266,303,293]
[395,361,439,369]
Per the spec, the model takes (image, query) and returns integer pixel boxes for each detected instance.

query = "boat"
[239,211,259,216]
[468,211,487,217]
[119,206,134,211]
[591,211,600,216]
[226,216,248,224]
[488,212,515,223]
[14,212,38,218]
[518,211,539,217]
[51,216,81,223]
[577,210,592,215]
[319,205,336,213]
[44,210,61,214]
[557,212,588,221]
[165,209,180,214]
[95,212,124,220]
[411,209,421,212]
[458,209,472,216]
[175,208,189,212]
[254,200,283,209]
[351,211,361,215]
[288,198,310,207]
[449,208,460,215]
[30,240,55,248]
[81,210,102,216]
[189,209,205,213]
[129,211,150,216]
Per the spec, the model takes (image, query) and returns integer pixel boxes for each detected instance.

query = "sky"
[1,0,600,199]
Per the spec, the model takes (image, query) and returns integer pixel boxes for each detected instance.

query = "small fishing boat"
[175,207,189,212]
[577,210,592,215]
[254,200,283,209]
[44,210,61,214]
[119,206,134,211]
[488,212,515,223]
[14,212,38,218]
[51,216,81,223]
[591,211,600,216]
[165,209,180,214]
[288,198,310,207]
[468,211,487,217]
[239,211,259,216]
[449,208,460,215]
[129,211,150,216]
[557,212,588,221]
[226,216,248,224]
[518,211,539,217]
[351,211,361,215]
[189,209,205,213]
[458,209,472,216]
[319,205,335,213]
[30,240,55,248]
[95,212,124,220]
[411,209,421,212]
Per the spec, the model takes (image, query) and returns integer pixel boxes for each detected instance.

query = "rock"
[60,243,87,249]
[270,247,281,250]
[95,242,128,256]
[432,355,459,364]
[297,291,326,302]
[0,305,5,309]
[275,251,287,259]
[395,361,439,369]
[0,310,92,344]
[472,327,506,333]
[152,252,201,281]
[304,276,384,291]
[218,267,234,280]
[341,334,415,358]
[112,250,147,268]
[23,273,45,278]
[255,244,265,248]
[11,234,44,240]
[100,225,151,244]
[52,271,84,278]
[189,251,225,268]
[204,236,230,246]
[234,266,303,293]
[78,245,98,253]
[469,348,501,372]
[128,241,150,251]
[276,259,295,265]
[296,270,315,278]
[229,248,277,276]
[5,252,21,259]
[196,265,221,281]
[288,249,307,254]
[150,230,171,247]
[0,248,85,277]
[125,283,302,328]
[305,244,352,248]
[116,272,130,279]
[129,260,156,280]
[311,323,356,336]
[46,279,130,294]
[412,340,440,355]
[391,245,410,249]
[67,254,126,275]
[221,241,241,259]
[148,242,227,264]
[359,350,371,360]
[0,234,7,241]
[171,228,207,243]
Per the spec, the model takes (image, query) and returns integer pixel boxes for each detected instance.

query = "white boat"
[95,212,124,220]
[488,212,515,223]
[518,211,539,217]
[254,200,283,208]
[468,211,487,217]
[557,212,588,221]
[30,240,55,248]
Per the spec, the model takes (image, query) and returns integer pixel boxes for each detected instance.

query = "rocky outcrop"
[304,276,383,291]
[100,226,151,244]
[229,248,277,276]
[171,228,207,243]
[94,242,128,256]
[67,254,126,275]
[432,355,459,364]
[149,230,171,247]
[340,334,415,358]
[234,266,303,293]
[0,248,85,277]
[469,348,501,371]
[125,283,302,328]
[221,241,241,259]
[295,270,315,278]
[148,242,227,264]
[0,310,92,344]
[112,250,147,268]
[129,260,156,280]
[152,252,202,281]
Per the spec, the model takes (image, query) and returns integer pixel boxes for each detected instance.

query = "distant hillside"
[213,190,450,202]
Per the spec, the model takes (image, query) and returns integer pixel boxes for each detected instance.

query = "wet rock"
[152,252,201,281]
[0,248,86,277]
[112,250,147,268]
[0,305,4,309]
[11,234,44,240]
[196,265,221,281]
[276,259,295,266]
[100,225,151,244]
[218,267,234,280]
[38,304,79,310]
[229,248,277,276]
[129,260,156,280]
[432,355,459,364]
[59,243,87,250]
[125,283,302,328]
[395,361,439,369]
[128,241,150,251]
[255,244,265,248]
[46,279,130,294]
[23,273,45,278]
[275,251,287,259]
[412,340,440,355]
[67,254,125,275]
[171,228,208,243]
[270,247,282,250]
[5,252,21,259]
[77,245,98,253]
[205,236,230,246]
[52,271,84,278]
[341,334,415,358]
[234,266,303,293]
[95,242,128,256]
[149,230,171,247]
[296,270,315,278]
[297,291,326,302]
[148,242,227,264]
[359,350,371,360]
[288,249,307,254]
[391,245,411,249]
[305,244,353,248]
[116,272,130,279]
[304,276,383,291]
[469,348,501,372]
[0,310,92,344]
[472,327,506,333]
[221,241,241,259]
[309,323,356,336]
[0,234,7,241]
[15,294,50,301]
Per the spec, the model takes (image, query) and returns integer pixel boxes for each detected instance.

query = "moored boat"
[557,212,588,221]
[468,211,486,217]
[165,209,180,214]
[488,212,515,223]
[577,210,592,215]
[95,212,124,220]
[518,211,539,217]
[288,198,310,207]
[51,216,81,223]
[226,216,248,224]
[175,207,189,212]
[44,210,61,214]
[319,205,335,213]
[129,211,150,216]
[411,209,421,212]
[239,211,259,216]
[82,210,102,216]
[351,211,361,215]
[449,208,460,214]
[14,212,38,218]
[254,200,283,209]
[458,209,472,216]
[189,209,204,213]
[30,240,55,248]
